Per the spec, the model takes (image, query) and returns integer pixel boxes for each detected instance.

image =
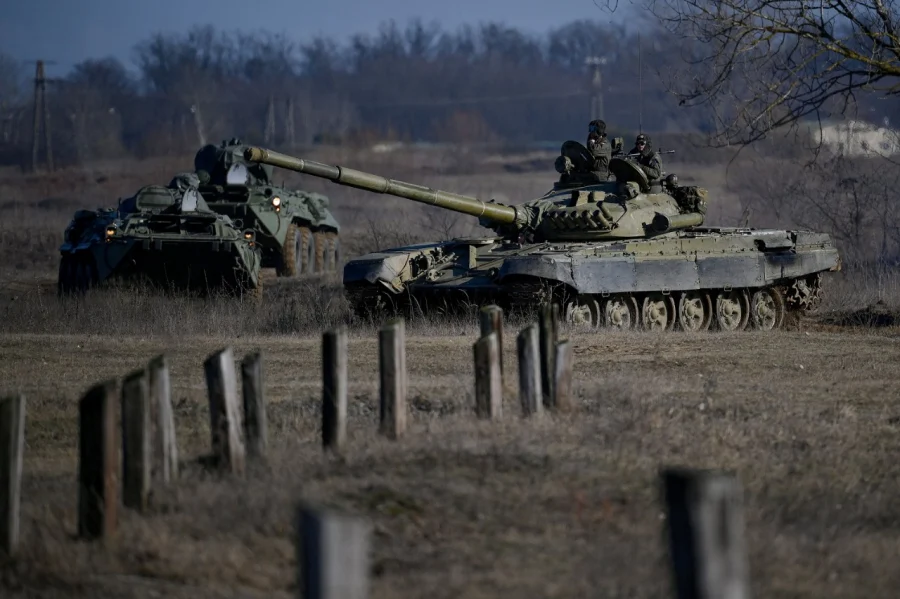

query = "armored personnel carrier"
[57,173,263,298]
[242,143,841,331]
[194,138,340,277]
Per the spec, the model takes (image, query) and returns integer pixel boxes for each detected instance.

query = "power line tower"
[585,56,607,122]
[31,60,53,172]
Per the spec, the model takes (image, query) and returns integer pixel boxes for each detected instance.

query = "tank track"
[345,273,824,332]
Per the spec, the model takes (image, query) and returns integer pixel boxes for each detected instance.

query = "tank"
[57,172,263,299]
[241,143,842,331]
[193,138,341,277]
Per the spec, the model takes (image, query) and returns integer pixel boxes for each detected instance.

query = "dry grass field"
[1,146,899,598]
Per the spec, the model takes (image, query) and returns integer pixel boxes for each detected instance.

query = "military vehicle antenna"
[638,33,643,134]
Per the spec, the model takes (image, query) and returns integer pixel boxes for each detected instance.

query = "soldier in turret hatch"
[586,119,612,178]
[628,133,662,184]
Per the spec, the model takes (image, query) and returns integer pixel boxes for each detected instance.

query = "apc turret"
[243,143,841,331]
[194,138,341,277]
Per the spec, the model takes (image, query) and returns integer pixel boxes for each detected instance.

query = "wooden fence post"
[552,339,575,411]
[662,467,751,599]
[298,505,371,599]
[539,303,559,407]
[241,351,268,460]
[148,354,178,483]
[322,327,348,450]
[479,305,504,379]
[379,318,407,439]
[203,347,246,476]
[121,369,151,511]
[473,332,502,419]
[0,395,25,555]
[78,380,118,540]
[517,324,542,416]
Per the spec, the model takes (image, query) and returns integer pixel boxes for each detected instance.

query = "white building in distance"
[813,118,900,157]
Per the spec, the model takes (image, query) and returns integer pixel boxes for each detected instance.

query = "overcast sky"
[1,0,634,77]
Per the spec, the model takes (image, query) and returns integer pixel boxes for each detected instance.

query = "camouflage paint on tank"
[243,143,841,331]
[58,176,262,298]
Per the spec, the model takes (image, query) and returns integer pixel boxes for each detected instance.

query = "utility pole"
[31,60,53,172]
[285,96,296,147]
[263,95,275,144]
[585,56,606,122]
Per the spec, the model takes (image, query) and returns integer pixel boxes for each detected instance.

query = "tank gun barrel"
[243,146,519,225]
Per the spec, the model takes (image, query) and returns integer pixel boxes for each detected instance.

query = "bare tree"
[602,0,900,147]
[0,54,27,149]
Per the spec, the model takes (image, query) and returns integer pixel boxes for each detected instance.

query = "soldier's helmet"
[168,172,201,191]
[665,173,678,189]
[589,119,607,135]
[635,133,648,146]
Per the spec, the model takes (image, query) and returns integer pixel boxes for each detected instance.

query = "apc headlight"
[272,196,281,208]
[105,226,117,240]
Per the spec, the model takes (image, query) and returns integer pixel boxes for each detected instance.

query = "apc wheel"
[714,289,750,331]
[70,253,97,293]
[602,295,639,329]
[277,223,301,277]
[641,294,676,331]
[327,234,341,272]
[302,228,315,274]
[678,291,712,332]
[750,287,785,330]
[565,296,601,329]
[313,231,328,274]
[246,277,264,304]
[57,255,74,296]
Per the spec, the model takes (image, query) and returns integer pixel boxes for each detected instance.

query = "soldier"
[586,119,612,178]
[628,133,662,183]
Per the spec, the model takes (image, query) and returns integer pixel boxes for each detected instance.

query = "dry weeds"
[1,150,900,598]
[2,324,900,598]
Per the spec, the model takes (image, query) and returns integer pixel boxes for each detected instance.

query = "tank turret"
[242,144,839,334]
[242,145,706,243]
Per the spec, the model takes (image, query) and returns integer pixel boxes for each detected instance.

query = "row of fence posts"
[0,303,750,598]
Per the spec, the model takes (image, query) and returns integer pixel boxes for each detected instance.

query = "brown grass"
[3,326,900,598]
[2,148,900,598]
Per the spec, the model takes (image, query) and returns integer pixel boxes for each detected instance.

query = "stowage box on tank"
[193,138,341,277]
[58,172,263,298]
[241,142,841,331]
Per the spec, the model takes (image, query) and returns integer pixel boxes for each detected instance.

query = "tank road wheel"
[565,296,601,329]
[277,223,300,278]
[677,291,712,332]
[602,295,639,330]
[714,289,750,332]
[749,287,785,330]
[641,294,676,331]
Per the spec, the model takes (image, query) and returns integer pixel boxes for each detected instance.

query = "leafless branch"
[600,0,900,147]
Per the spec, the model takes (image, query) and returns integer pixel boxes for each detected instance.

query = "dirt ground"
[2,149,900,598]
[1,301,900,598]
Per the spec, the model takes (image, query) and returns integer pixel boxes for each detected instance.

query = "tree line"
[0,18,754,168]
[3,13,897,169]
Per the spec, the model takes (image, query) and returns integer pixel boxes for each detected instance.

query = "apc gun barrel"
[243,146,519,225]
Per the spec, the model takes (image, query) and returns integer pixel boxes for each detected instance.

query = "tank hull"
[343,227,841,331]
